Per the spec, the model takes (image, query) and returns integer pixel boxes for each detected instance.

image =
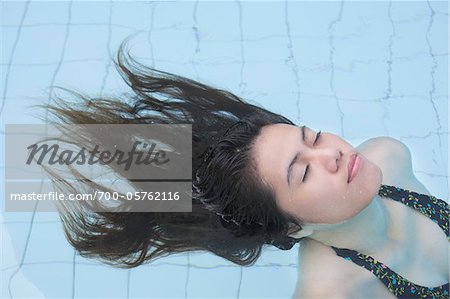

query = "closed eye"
[313,130,322,145]
[302,129,322,182]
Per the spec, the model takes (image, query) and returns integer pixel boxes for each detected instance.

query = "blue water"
[1,1,448,298]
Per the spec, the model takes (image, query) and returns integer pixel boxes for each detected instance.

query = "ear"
[288,226,314,239]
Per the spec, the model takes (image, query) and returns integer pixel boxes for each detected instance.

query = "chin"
[359,154,383,192]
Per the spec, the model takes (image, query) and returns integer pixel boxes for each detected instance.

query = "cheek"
[290,187,339,221]
[344,160,383,216]
[294,161,382,224]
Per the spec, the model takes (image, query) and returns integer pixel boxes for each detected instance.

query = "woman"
[42,38,449,299]
[287,131,449,298]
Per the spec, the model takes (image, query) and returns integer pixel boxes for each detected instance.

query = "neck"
[304,195,401,254]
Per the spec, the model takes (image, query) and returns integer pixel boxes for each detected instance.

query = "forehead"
[252,123,299,188]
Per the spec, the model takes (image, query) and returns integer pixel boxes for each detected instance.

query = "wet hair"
[39,36,304,269]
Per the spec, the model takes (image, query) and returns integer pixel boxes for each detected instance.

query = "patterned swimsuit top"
[330,184,449,299]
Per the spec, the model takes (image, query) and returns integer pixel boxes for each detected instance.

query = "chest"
[347,140,449,292]
[348,198,449,288]
[399,200,449,283]
[342,183,449,299]
[335,192,448,299]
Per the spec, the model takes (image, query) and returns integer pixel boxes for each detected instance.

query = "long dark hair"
[40,36,304,268]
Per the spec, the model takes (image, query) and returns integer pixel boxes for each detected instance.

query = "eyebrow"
[287,126,306,187]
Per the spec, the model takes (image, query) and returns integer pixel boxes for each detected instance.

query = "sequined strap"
[378,184,449,238]
[331,246,450,298]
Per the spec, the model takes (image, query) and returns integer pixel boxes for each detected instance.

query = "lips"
[347,154,357,183]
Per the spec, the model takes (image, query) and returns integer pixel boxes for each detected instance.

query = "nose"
[301,148,342,172]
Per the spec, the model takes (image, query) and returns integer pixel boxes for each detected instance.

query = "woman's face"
[252,123,383,224]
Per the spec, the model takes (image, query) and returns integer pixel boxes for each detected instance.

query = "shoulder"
[293,239,396,299]
[356,137,413,185]
[293,239,360,299]
[356,136,412,171]
[356,137,432,195]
